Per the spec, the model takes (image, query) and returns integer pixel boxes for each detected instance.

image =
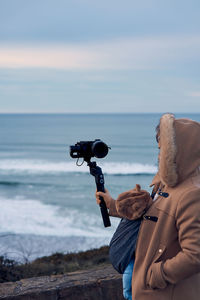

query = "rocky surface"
[0,265,124,300]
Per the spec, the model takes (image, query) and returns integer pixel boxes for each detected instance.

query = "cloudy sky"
[0,0,200,113]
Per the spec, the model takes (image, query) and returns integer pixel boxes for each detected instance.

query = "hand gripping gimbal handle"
[89,162,111,227]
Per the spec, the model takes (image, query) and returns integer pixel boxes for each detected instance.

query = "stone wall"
[0,266,124,300]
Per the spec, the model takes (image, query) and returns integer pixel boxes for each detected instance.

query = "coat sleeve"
[108,198,121,218]
[147,189,200,289]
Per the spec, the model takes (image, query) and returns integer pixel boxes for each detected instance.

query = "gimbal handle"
[88,162,111,227]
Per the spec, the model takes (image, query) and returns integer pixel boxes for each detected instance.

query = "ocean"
[0,113,199,262]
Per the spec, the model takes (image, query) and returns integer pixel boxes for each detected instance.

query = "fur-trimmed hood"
[156,113,200,187]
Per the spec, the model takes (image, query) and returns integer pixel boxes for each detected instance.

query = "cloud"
[188,92,200,97]
[0,35,200,70]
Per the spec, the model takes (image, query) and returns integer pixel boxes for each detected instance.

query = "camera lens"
[92,140,109,158]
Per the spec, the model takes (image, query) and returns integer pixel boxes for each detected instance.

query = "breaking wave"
[0,159,157,175]
[0,196,118,237]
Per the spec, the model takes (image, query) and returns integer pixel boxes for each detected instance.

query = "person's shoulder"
[172,175,200,197]
[174,177,200,215]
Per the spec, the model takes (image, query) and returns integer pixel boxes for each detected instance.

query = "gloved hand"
[116,184,152,220]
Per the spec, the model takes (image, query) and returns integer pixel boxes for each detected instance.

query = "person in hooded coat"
[96,113,200,300]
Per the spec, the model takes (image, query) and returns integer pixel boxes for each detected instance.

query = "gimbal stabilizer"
[69,139,111,227]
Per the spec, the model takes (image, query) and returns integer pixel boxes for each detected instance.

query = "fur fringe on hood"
[157,113,200,187]
[159,113,178,187]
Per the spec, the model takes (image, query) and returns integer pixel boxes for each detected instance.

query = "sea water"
[0,113,199,262]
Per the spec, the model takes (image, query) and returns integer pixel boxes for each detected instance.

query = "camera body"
[70,139,109,161]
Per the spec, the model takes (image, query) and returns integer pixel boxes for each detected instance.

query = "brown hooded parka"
[109,113,200,300]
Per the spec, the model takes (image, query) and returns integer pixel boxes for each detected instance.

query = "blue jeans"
[122,259,134,300]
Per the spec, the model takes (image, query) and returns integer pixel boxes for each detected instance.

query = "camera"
[70,139,109,161]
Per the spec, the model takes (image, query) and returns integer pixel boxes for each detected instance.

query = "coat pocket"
[146,244,167,289]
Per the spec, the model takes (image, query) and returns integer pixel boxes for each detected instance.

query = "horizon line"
[0,112,200,115]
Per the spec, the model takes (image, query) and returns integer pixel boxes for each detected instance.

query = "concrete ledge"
[0,265,124,300]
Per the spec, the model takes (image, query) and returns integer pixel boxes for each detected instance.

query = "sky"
[0,0,200,113]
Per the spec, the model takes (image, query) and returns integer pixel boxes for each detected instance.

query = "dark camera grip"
[95,174,111,227]
[99,196,111,227]
[88,162,111,227]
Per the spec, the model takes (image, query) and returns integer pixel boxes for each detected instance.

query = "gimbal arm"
[88,161,111,227]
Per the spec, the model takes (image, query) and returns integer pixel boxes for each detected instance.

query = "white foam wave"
[0,159,157,175]
[0,197,116,237]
